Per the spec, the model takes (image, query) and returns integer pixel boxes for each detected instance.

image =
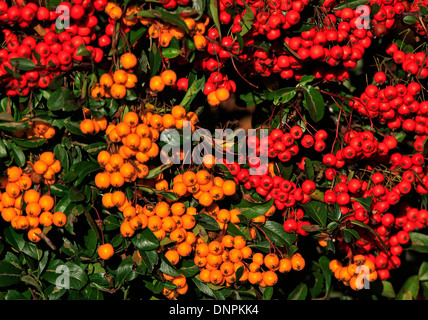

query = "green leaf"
[159,254,181,277]
[192,277,216,298]
[76,43,91,57]
[408,232,428,253]
[115,256,138,286]
[10,137,46,149]
[418,262,428,281]
[162,47,181,59]
[266,87,296,105]
[298,74,315,86]
[403,15,418,25]
[288,283,308,300]
[0,253,22,288]
[9,58,36,71]
[302,200,328,227]
[42,260,88,290]
[137,9,189,33]
[261,220,297,246]
[4,140,26,167]
[68,187,86,202]
[302,86,325,123]
[333,0,370,10]
[207,0,221,38]
[131,228,159,251]
[381,281,396,298]
[47,88,79,112]
[396,275,419,300]
[304,158,314,181]
[0,139,8,158]
[234,198,274,220]
[180,75,206,110]
[145,162,173,180]
[263,286,274,300]
[71,160,101,186]
[318,256,332,296]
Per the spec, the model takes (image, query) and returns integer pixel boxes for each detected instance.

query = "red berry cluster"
[385,42,428,79]
[193,0,411,84]
[0,0,108,96]
[349,70,426,137]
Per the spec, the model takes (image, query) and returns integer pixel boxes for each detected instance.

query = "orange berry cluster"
[193,235,306,289]
[105,1,123,20]
[329,254,378,291]
[0,164,66,243]
[79,116,108,135]
[161,273,189,299]
[91,53,138,100]
[143,15,208,50]
[13,119,56,140]
[31,151,62,185]
[149,69,180,94]
[172,170,237,209]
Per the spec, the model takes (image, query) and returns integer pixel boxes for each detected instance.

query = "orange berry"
[123,111,139,128]
[110,83,127,99]
[291,253,305,271]
[149,75,165,92]
[215,88,230,102]
[120,220,135,237]
[94,172,111,189]
[222,180,237,196]
[120,52,138,70]
[39,211,53,227]
[99,73,114,88]
[27,227,42,243]
[80,119,96,135]
[98,243,114,260]
[160,70,177,86]
[263,270,278,286]
[6,166,22,182]
[23,189,40,204]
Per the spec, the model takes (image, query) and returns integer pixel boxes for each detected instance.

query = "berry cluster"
[0,154,65,243]
[0,0,108,96]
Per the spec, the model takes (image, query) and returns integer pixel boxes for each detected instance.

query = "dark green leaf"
[261,220,297,246]
[131,228,159,251]
[396,275,419,300]
[381,281,396,298]
[403,15,418,25]
[302,86,325,122]
[42,260,88,290]
[408,232,428,253]
[234,198,274,220]
[333,0,370,10]
[10,58,36,71]
[137,9,189,33]
[418,262,428,281]
[288,283,308,300]
[302,200,328,227]
[47,88,78,112]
